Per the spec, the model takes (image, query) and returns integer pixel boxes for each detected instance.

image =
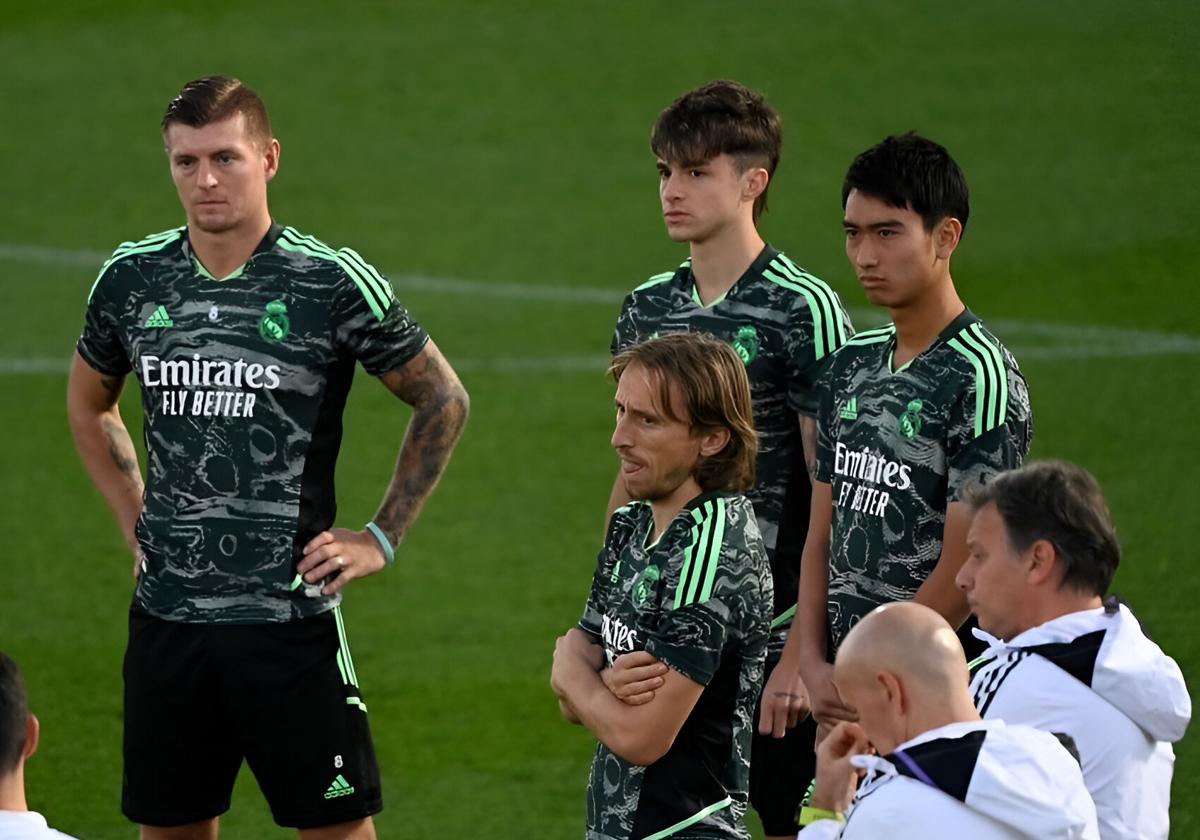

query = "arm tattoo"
[800,415,819,481]
[372,343,469,545]
[99,413,144,493]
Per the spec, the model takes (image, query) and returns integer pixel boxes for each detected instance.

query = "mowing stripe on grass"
[3,242,1199,360]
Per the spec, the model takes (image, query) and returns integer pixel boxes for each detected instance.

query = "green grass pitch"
[0,2,1195,837]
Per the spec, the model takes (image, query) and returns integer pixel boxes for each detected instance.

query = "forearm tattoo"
[374,348,469,545]
[100,413,144,493]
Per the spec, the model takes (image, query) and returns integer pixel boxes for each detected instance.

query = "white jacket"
[0,811,80,840]
[798,719,1099,839]
[970,603,1191,840]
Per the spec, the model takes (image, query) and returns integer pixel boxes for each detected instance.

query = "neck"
[1014,593,1107,640]
[0,768,28,811]
[903,693,982,747]
[189,211,272,280]
[689,221,764,305]
[649,477,704,542]
[889,274,964,367]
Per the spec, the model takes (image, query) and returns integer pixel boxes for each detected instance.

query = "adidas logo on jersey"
[840,396,858,421]
[324,774,355,799]
[143,305,173,328]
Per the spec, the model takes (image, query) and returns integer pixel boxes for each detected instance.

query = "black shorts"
[122,607,382,829]
[748,652,818,837]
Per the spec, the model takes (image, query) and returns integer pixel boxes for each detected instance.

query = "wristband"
[798,806,845,827]
[365,521,396,565]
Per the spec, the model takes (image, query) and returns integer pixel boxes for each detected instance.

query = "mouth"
[663,211,689,223]
[858,274,886,286]
[620,458,646,477]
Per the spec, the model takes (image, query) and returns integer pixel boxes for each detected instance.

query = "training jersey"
[77,223,428,624]
[578,494,772,840]
[797,720,1099,839]
[815,309,1031,650]
[970,603,1191,840]
[612,246,851,638]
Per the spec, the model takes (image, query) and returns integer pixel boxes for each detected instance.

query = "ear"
[741,167,769,204]
[264,137,281,183]
[1026,539,1059,586]
[23,713,39,761]
[697,426,731,458]
[933,216,962,260]
[877,671,906,714]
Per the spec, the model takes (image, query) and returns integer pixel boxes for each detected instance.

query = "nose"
[611,412,632,451]
[852,237,877,269]
[954,561,973,592]
[661,171,684,203]
[196,160,218,189]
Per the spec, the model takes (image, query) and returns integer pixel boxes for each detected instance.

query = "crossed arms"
[550,628,703,767]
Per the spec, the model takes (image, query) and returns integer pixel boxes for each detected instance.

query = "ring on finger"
[335,556,345,568]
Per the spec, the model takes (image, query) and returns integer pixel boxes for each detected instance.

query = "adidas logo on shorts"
[324,774,356,799]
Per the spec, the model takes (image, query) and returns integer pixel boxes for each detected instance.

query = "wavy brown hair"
[610,333,757,493]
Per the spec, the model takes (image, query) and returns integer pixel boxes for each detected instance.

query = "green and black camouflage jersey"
[815,309,1032,650]
[611,246,852,641]
[578,493,772,840]
[76,223,428,624]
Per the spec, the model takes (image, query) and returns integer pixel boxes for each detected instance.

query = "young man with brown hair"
[66,76,469,839]
[607,80,853,839]
[552,333,773,840]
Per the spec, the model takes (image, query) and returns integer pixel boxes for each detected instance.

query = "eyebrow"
[843,219,906,230]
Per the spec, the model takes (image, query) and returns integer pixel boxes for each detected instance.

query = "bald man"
[796,603,1098,839]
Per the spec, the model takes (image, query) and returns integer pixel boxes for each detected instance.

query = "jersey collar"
[182,221,285,281]
[683,244,779,308]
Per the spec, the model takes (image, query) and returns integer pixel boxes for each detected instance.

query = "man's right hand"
[800,659,857,726]
[757,660,810,737]
[601,650,668,705]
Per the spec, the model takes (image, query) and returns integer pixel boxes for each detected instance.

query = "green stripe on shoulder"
[88,227,185,302]
[947,324,1009,437]
[675,498,727,609]
[763,256,850,359]
[844,324,895,346]
[634,271,675,292]
[278,227,393,321]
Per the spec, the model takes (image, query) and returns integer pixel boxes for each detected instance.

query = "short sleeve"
[332,249,429,376]
[813,363,841,484]
[643,502,765,685]
[785,287,854,416]
[610,293,636,356]
[579,510,631,640]
[945,365,1033,501]
[76,260,135,376]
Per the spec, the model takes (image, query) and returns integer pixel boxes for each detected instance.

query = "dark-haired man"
[958,461,1191,839]
[606,80,853,839]
[552,333,773,840]
[0,653,80,839]
[769,133,1033,734]
[67,76,469,839]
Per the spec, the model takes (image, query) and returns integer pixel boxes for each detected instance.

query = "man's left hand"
[298,528,389,595]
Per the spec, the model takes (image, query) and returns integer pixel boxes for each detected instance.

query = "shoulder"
[606,500,650,547]
[670,494,763,604]
[942,318,1029,433]
[89,226,185,302]
[847,777,967,836]
[826,324,894,371]
[631,258,690,294]
[273,226,397,321]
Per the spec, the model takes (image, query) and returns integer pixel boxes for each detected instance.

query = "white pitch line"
[2,241,1199,360]
[0,355,614,377]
